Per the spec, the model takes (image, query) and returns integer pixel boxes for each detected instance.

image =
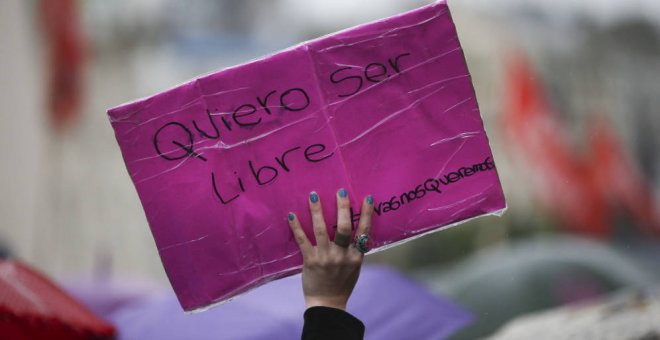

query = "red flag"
[503,55,610,237]
[588,119,660,236]
[503,54,660,238]
[40,0,86,131]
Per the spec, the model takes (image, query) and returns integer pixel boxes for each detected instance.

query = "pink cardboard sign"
[108,1,506,312]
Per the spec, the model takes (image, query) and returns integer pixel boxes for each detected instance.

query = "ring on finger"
[333,232,352,248]
[354,234,371,254]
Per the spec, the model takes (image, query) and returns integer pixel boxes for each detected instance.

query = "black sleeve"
[301,306,365,340]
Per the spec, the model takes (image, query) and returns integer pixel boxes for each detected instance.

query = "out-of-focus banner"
[107,1,506,312]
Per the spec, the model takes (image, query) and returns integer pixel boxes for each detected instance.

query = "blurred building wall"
[0,1,46,264]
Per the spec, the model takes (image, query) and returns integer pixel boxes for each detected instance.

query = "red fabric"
[0,260,116,340]
[40,0,86,131]
[588,119,660,236]
[503,54,660,237]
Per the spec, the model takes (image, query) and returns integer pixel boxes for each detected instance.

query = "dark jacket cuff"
[302,306,365,340]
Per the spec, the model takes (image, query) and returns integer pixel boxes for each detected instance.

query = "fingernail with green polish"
[338,188,347,198]
[288,212,295,221]
[310,192,319,203]
[367,195,374,205]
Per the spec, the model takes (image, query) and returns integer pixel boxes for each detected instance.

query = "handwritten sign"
[108,1,506,312]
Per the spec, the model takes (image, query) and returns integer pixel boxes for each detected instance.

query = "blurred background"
[1,0,659,338]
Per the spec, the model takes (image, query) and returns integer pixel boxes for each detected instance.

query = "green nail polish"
[338,188,347,198]
[367,195,374,205]
[288,212,295,221]
[310,192,319,203]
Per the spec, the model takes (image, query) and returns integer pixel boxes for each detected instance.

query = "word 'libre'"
[211,142,334,204]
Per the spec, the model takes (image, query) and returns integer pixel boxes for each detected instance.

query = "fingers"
[288,212,312,256]
[298,190,372,254]
[355,195,374,239]
[309,191,329,248]
[335,188,352,237]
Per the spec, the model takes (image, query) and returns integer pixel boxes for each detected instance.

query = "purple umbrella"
[70,266,472,340]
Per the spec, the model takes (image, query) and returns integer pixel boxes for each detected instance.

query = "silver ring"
[334,232,352,248]
[354,234,370,253]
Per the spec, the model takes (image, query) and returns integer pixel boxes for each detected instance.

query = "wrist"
[305,296,348,311]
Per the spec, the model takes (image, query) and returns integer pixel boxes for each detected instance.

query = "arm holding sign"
[288,189,374,340]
